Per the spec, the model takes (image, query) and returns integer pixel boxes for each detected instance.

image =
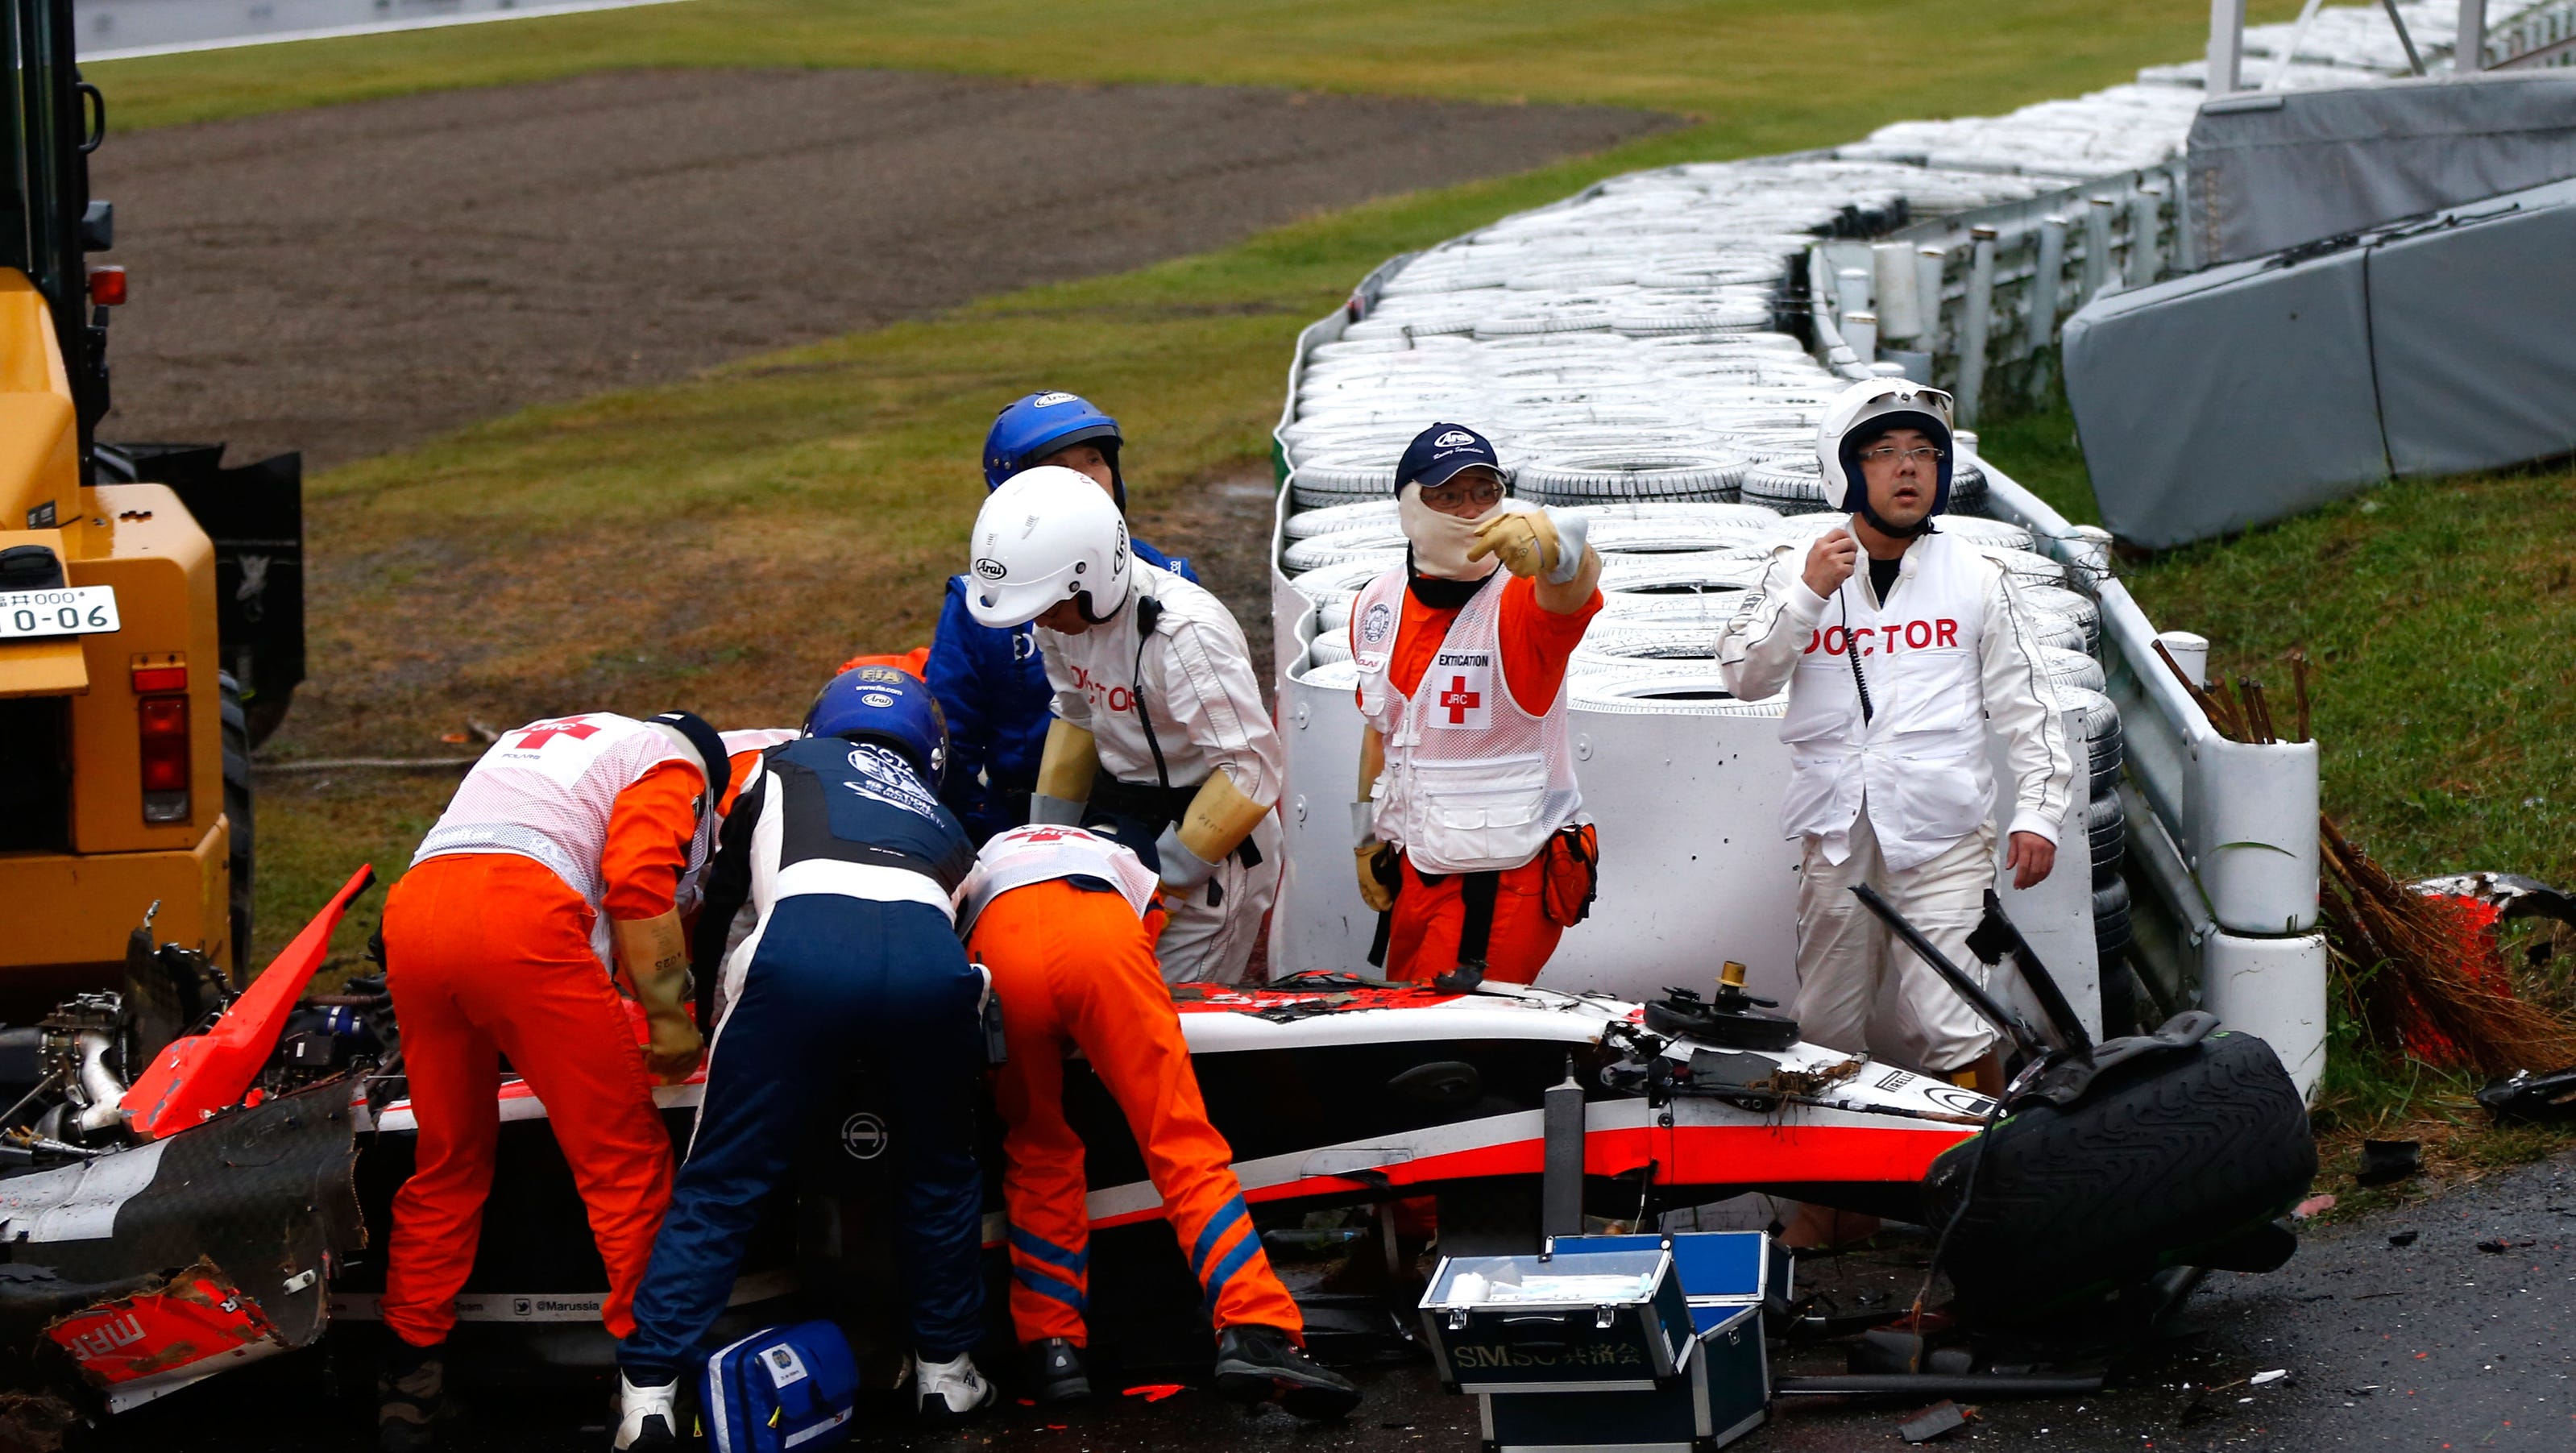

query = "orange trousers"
[380,854,675,1347]
[968,879,1300,1347]
[1384,853,1562,986]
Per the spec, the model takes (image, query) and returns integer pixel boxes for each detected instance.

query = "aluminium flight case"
[1421,1235,1771,1453]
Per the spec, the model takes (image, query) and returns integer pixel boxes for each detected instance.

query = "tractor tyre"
[1922,1027,2316,1323]
[220,671,254,970]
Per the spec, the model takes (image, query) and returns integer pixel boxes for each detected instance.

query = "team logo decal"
[840,1112,889,1160]
[1359,601,1395,646]
[847,744,942,818]
[1924,1086,1997,1115]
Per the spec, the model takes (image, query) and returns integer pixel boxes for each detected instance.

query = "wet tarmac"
[96,1148,2576,1451]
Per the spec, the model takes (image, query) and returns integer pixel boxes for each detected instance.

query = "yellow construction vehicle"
[1,0,302,1013]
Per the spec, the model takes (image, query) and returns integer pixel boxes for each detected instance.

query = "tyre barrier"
[1307,631,1354,666]
[1922,1027,2317,1322]
[2039,646,2106,697]
[1284,500,1399,538]
[1570,625,1727,677]
[1516,453,1748,504]
[1598,555,1773,596]
[1568,670,1786,716]
[1741,461,1836,514]
[1599,587,1750,627]
[2093,874,2132,961]
[1280,529,1405,574]
[2085,787,2126,882]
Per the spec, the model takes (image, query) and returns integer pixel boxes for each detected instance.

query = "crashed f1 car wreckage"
[0,860,2314,1423]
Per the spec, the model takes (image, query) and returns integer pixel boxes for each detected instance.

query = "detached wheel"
[1923,1028,2316,1323]
[220,671,254,970]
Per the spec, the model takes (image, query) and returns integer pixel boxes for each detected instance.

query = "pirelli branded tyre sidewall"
[1923,1028,2318,1322]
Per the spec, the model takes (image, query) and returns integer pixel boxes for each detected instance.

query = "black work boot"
[1213,1325,1361,1421]
[1025,1338,1093,1405]
[377,1339,457,1453]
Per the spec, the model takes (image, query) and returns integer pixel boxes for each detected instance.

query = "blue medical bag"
[702,1320,859,1453]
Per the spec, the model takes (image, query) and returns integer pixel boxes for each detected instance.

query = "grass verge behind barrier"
[1997,404,2576,1191]
[93,0,2278,134]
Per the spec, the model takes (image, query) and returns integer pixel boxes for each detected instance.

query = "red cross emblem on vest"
[1438,676,1482,725]
[512,716,602,749]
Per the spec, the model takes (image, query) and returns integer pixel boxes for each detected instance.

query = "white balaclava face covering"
[1400,482,1508,581]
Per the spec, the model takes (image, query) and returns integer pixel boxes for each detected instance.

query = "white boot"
[915,1351,996,1418]
[612,1372,681,1451]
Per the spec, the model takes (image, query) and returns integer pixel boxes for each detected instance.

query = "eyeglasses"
[1859,445,1944,467]
[1421,481,1505,509]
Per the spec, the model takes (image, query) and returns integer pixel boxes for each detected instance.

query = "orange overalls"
[966,878,1301,1347]
[379,762,701,1348]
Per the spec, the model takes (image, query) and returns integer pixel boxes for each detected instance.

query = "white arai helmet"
[964,466,1135,629]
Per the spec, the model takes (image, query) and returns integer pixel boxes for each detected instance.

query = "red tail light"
[88,266,127,306]
[139,693,189,821]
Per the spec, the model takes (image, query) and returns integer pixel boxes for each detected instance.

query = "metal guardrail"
[1807,164,2191,425]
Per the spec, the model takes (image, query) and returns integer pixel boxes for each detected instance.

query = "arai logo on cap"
[1433,430,1476,449]
[1032,391,1079,407]
[973,557,1008,579]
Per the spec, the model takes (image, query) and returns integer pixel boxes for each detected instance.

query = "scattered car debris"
[2356,1139,2420,1187]
[2250,1368,2289,1385]
[1898,1400,1974,1443]
[2474,1237,2534,1254]
[2295,1194,2337,1218]
[2389,1231,2420,1247]
[2476,1066,2576,1124]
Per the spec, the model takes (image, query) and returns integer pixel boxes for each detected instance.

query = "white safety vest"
[1777,530,1995,870]
[1350,569,1583,874]
[413,712,716,966]
[959,824,1161,935]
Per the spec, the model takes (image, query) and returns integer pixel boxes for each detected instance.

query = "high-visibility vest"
[960,824,1161,933]
[1350,570,1582,874]
[413,712,714,964]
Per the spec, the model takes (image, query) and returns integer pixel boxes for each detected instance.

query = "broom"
[2150,642,2576,1072]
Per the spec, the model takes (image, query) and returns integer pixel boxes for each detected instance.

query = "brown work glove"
[612,911,703,1084]
[1356,841,1400,914]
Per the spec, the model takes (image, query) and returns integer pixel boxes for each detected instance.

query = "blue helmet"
[983,391,1125,504]
[804,666,949,788]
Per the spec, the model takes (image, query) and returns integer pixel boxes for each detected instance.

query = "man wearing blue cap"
[1346,423,1606,988]
[924,392,1195,844]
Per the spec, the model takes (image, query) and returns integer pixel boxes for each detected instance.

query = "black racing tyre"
[2091,878,2130,920]
[219,670,254,969]
[1923,1027,2317,1322]
[2094,907,2133,957]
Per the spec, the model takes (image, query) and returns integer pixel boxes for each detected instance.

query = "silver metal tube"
[72,1030,127,1135]
[2028,215,2066,352]
[1914,246,1948,358]
[2456,0,2487,71]
[2083,197,2116,302]
[2207,0,2250,94]
[2128,187,2163,288]
[1959,227,1997,427]
[2266,0,2331,88]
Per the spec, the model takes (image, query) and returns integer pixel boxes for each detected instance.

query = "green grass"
[1998,405,2576,886]
[93,0,2267,135]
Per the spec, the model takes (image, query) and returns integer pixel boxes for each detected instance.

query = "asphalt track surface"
[97,1147,2576,1452]
[89,68,1674,471]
